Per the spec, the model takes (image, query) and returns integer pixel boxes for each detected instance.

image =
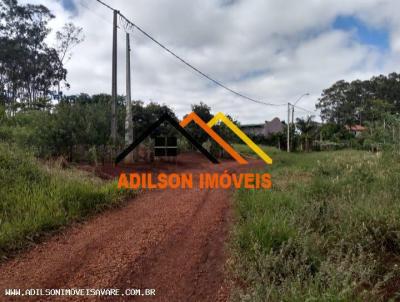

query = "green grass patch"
[233,143,281,160]
[0,143,136,258]
[230,146,400,301]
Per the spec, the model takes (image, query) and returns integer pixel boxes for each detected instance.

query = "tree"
[55,22,84,97]
[296,116,318,152]
[316,73,400,127]
[0,0,67,113]
[182,102,241,157]
[131,100,177,140]
[319,123,352,142]
[364,99,394,123]
[183,102,213,145]
[0,105,5,123]
[362,113,400,149]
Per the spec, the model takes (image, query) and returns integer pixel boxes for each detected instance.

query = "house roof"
[345,125,367,131]
[241,123,264,128]
[241,118,284,136]
[264,117,284,135]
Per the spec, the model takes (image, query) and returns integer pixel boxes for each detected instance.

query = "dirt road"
[0,153,264,301]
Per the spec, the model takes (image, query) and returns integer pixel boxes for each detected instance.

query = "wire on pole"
[94,0,286,108]
[292,104,316,114]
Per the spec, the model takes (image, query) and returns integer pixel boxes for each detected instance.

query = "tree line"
[0,0,83,114]
[316,73,400,126]
[1,0,399,160]
[0,93,179,160]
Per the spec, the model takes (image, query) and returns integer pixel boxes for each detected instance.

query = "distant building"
[242,117,285,138]
[345,125,367,137]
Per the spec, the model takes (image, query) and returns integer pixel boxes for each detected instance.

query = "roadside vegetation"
[0,142,135,258]
[230,146,400,301]
[2,1,400,298]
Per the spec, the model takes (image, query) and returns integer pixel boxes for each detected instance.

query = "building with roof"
[345,125,367,137]
[241,117,285,138]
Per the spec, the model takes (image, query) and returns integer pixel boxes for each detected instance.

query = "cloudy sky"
[22,0,400,123]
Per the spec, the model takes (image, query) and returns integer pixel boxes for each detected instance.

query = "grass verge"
[0,142,135,258]
[230,146,400,301]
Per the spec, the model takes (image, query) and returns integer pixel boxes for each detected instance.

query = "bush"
[0,143,136,257]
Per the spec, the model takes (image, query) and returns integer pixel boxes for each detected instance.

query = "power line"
[94,0,114,11]
[77,0,113,26]
[293,111,314,119]
[292,104,316,114]
[94,0,286,107]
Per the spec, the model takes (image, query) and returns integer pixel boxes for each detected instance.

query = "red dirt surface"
[0,152,265,301]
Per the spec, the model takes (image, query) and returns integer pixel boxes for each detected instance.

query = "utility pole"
[291,104,294,151]
[110,10,118,146]
[125,32,133,163]
[287,102,290,152]
[291,104,294,126]
[290,93,310,152]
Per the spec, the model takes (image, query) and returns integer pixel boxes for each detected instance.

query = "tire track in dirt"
[111,189,230,302]
[0,154,264,302]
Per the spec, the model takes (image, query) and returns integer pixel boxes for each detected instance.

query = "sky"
[21,0,400,124]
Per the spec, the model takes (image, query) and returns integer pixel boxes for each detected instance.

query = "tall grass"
[231,147,400,301]
[0,143,135,257]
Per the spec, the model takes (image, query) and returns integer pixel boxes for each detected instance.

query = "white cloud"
[23,0,400,123]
